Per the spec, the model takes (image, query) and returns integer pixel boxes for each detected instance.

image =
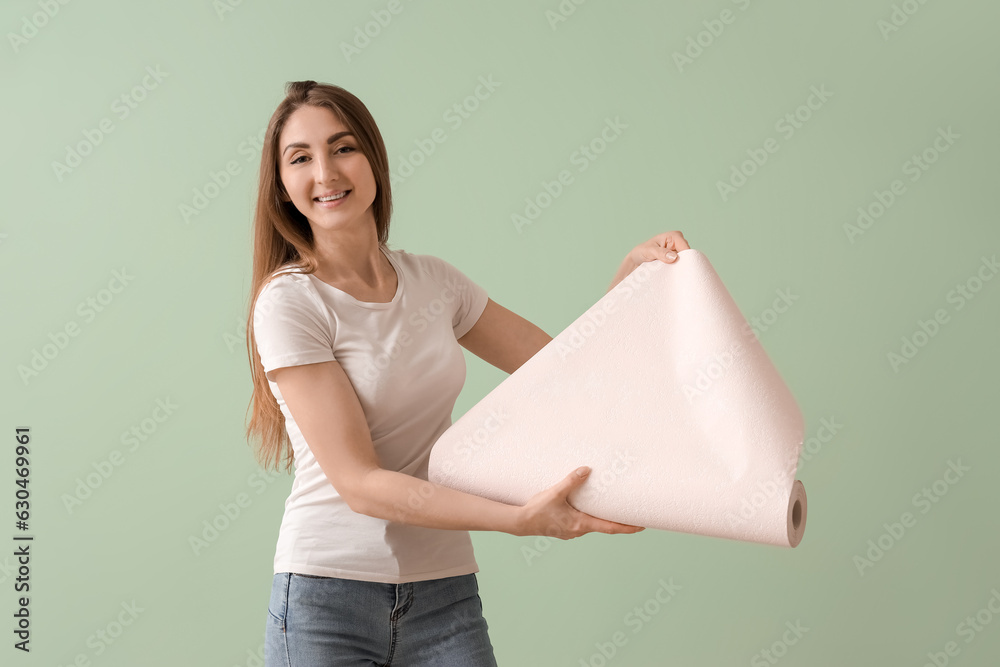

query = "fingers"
[558,466,591,495]
[536,467,592,508]
[642,232,690,265]
[651,231,691,251]
[651,231,678,245]
[599,520,645,534]
[578,509,646,535]
[548,468,647,537]
[548,511,645,539]
[667,231,691,251]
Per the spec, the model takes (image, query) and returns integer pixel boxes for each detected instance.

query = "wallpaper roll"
[428,249,807,548]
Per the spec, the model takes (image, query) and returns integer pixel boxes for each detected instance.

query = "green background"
[3,0,999,665]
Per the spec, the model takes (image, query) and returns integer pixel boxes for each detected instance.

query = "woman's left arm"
[457,298,553,374]
[459,231,690,373]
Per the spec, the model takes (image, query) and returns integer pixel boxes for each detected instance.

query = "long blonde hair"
[244,81,393,472]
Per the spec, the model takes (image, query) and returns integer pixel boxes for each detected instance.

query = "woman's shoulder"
[252,269,331,333]
[387,246,455,278]
[269,260,309,278]
[255,267,314,309]
[262,267,305,289]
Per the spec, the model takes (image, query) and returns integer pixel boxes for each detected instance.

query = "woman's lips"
[314,190,350,208]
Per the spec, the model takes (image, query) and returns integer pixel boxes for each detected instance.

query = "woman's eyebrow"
[282,131,354,156]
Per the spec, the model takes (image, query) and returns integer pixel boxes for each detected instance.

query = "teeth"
[317,191,348,202]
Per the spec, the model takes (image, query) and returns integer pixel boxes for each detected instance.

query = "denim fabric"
[265,572,498,666]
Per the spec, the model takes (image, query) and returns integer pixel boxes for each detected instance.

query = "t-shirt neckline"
[308,246,403,310]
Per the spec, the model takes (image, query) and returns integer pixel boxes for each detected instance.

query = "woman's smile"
[314,189,351,208]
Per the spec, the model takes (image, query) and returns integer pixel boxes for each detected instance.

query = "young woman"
[244,80,690,666]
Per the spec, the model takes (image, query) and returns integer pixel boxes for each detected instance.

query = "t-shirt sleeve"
[427,255,489,339]
[252,276,336,382]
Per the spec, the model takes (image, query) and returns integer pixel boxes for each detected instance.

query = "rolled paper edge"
[787,479,808,548]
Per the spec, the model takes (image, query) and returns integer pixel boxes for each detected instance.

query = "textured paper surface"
[428,249,807,547]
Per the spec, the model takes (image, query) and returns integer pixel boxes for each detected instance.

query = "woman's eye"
[290,146,354,165]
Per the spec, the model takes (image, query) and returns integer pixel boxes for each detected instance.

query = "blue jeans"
[265,572,498,666]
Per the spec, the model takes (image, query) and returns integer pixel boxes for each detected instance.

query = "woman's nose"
[315,154,338,182]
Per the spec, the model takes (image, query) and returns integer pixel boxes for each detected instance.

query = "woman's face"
[277,105,377,236]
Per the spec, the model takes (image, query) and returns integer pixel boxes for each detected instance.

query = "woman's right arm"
[271,359,644,540]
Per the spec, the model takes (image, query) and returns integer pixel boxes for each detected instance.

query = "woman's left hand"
[606,231,691,293]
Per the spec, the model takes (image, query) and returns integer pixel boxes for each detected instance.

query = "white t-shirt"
[252,245,489,584]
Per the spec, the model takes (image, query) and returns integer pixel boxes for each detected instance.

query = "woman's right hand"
[516,466,646,539]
